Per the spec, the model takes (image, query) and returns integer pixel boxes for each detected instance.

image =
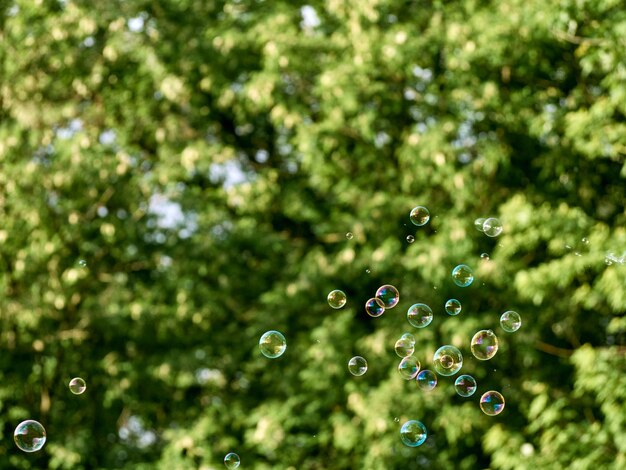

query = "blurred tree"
[0,0,624,468]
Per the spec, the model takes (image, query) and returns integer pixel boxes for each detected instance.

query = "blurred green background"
[1,0,625,468]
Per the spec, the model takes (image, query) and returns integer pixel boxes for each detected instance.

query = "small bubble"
[259,330,287,358]
[444,299,461,316]
[77,259,87,267]
[480,253,489,260]
[348,356,368,376]
[365,268,371,274]
[224,452,240,469]
[400,420,427,447]
[375,285,400,308]
[480,391,505,416]
[407,303,433,328]
[581,237,589,245]
[500,310,521,332]
[69,377,86,395]
[409,206,430,226]
[327,290,347,309]
[394,336,415,358]
[416,370,437,391]
[365,297,385,317]
[471,330,499,360]
[482,218,503,237]
[433,345,463,376]
[394,417,400,423]
[474,218,486,232]
[454,375,477,397]
[346,232,354,240]
[452,264,474,287]
[406,235,415,244]
[398,357,420,380]
[14,420,46,452]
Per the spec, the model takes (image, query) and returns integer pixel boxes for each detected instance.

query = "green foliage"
[0,0,624,468]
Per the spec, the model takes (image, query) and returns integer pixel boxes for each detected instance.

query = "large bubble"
[451,264,474,287]
[409,206,430,226]
[433,345,463,376]
[407,303,433,328]
[500,310,521,332]
[375,285,400,308]
[480,391,505,416]
[327,290,347,309]
[348,356,368,376]
[398,356,420,380]
[365,297,385,317]
[259,330,287,358]
[470,329,498,360]
[400,420,427,447]
[14,420,46,452]
[482,217,503,237]
[224,452,240,469]
[416,370,437,391]
[454,375,477,397]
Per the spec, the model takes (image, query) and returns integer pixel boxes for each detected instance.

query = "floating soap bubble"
[400,420,427,447]
[365,297,385,317]
[375,284,399,308]
[407,303,433,328]
[454,375,477,397]
[348,356,368,376]
[416,370,437,391]
[259,330,287,358]
[480,390,505,416]
[500,310,521,332]
[77,259,87,268]
[14,420,46,452]
[394,336,415,358]
[346,232,354,240]
[224,452,240,469]
[327,290,347,309]
[398,356,420,380]
[474,217,486,232]
[581,237,589,245]
[69,377,86,395]
[471,329,498,360]
[433,345,463,376]
[406,235,415,244]
[452,264,474,287]
[445,299,462,316]
[480,253,490,260]
[409,206,430,226]
[401,332,416,345]
[482,218,503,237]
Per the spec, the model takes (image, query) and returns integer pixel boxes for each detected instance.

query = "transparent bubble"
[77,259,87,267]
[480,391,505,416]
[480,253,490,260]
[500,310,521,333]
[406,235,415,244]
[365,268,371,274]
[581,237,589,245]
[474,217,486,232]
[224,452,240,469]
[444,298,462,316]
[407,303,433,328]
[482,218,503,237]
[471,329,499,360]
[433,345,463,376]
[452,264,474,287]
[327,290,347,309]
[401,332,416,345]
[400,420,427,447]
[398,356,420,380]
[346,232,353,240]
[416,370,437,391]
[348,356,368,376]
[14,420,46,452]
[365,297,385,317]
[259,330,287,358]
[409,206,430,226]
[394,337,415,358]
[69,377,86,395]
[394,417,400,423]
[375,284,399,308]
[454,375,477,397]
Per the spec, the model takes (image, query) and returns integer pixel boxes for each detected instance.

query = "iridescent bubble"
[400,420,427,447]
[398,356,420,380]
[444,299,462,316]
[14,420,46,452]
[480,391,505,416]
[474,218,486,232]
[348,356,368,376]
[407,303,433,328]
[471,329,498,360]
[454,375,477,397]
[69,377,86,395]
[433,345,463,376]
[416,370,437,391]
[401,332,416,345]
[375,284,399,308]
[482,218,503,237]
[409,206,430,226]
[500,310,521,332]
[327,289,347,309]
[224,452,240,469]
[480,253,490,260]
[452,264,474,287]
[406,235,415,244]
[394,337,415,358]
[365,297,385,317]
[346,232,354,240]
[259,330,287,358]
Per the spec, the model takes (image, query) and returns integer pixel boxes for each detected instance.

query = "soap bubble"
[406,235,415,243]
[69,377,86,395]
[444,299,462,316]
[224,452,240,469]
[454,375,477,397]
[14,420,46,452]
[365,297,385,317]
[77,259,87,267]
[416,370,437,391]
[433,345,463,376]
[327,290,347,309]
[581,237,589,245]
[400,420,427,447]
[375,284,399,308]
[348,356,368,376]
[480,390,505,416]
[407,303,433,328]
[259,330,287,358]
[346,232,354,240]
[401,332,416,344]
[480,253,490,260]
[474,217,486,232]
[409,206,430,226]
[398,356,420,380]
[482,218,503,237]
[394,336,415,358]
[452,264,474,287]
[500,310,521,332]
[471,329,498,360]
